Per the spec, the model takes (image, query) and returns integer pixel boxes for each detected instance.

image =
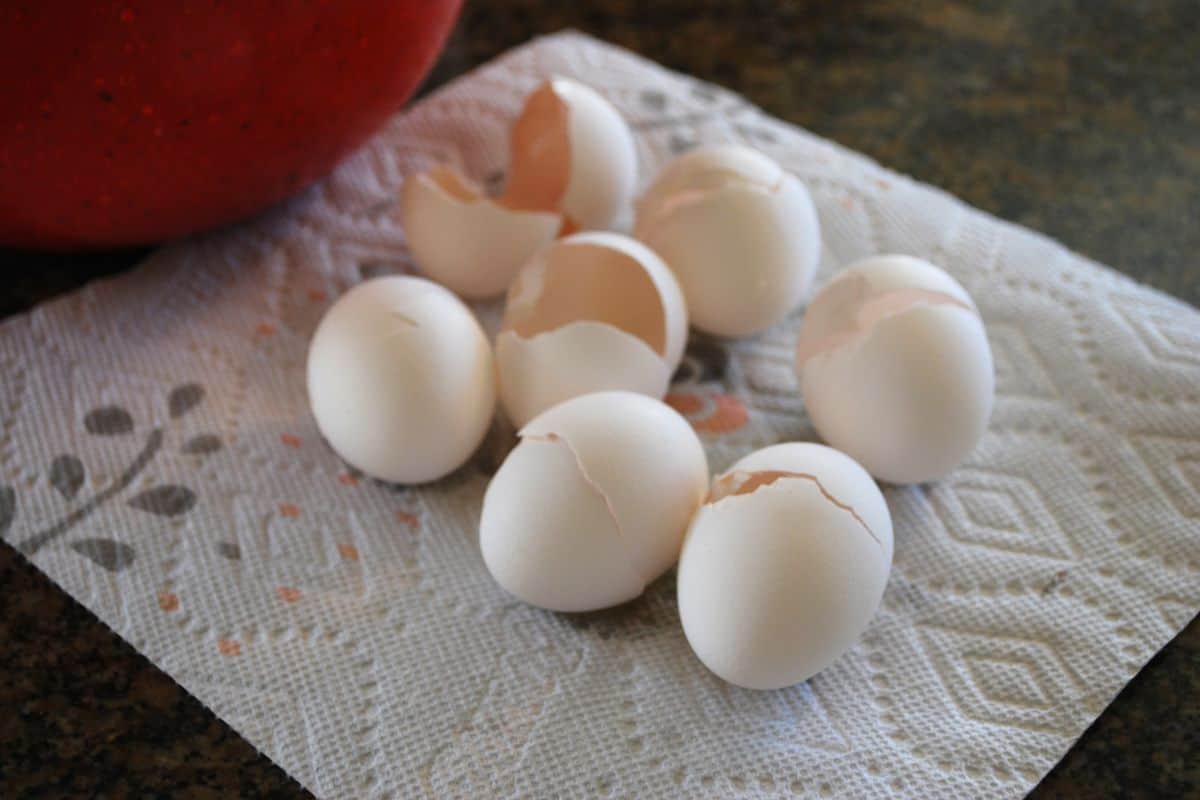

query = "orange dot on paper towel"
[276,586,302,604]
[157,591,179,612]
[665,392,748,434]
[307,288,328,303]
[218,639,242,656]
[280,433,301,448]
[255,322,276,337]
[279,503,300,518]
[338,542,360,561]
[396,510,420,531]
[338,472,359,486]
[664,393,703,415]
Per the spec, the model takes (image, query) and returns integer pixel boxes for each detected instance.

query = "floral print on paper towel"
[2,383,219,572]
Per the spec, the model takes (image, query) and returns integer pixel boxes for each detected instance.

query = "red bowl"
[0,0,462,249]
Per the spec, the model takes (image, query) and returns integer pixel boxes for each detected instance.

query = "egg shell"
[496,231,688,427]
[480,391,709,612]
[635,144,820,337]
[306,276,495,484]
[399,165,561,300]
[503,77,637,231]
[795,254,993,484]
[678,443,893,690]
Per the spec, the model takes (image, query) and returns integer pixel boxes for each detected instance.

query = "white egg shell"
[306,276,495,484]
[634,144,820,337]
[794,254,994,484]
[496,231,688,427]
[502,77,637,231]
[480,391,709,612]
[399,165,561,300]
[678,443,893,690]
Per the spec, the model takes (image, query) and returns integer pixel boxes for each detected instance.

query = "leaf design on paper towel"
[49,455,85,499]
[182,434,221,455]
[128,485,196,517]
[84,405,134,435]
[168,383,204,418]
[216,541,241,560]
[70,538,135,572]
[0,486,14,537]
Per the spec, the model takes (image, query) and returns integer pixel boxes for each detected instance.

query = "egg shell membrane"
[502,238,670,357]
[706,469,883,551]
[482,433,645,611]
[500,80,584,231]
[400,165,563,299]
[795,277,976,368]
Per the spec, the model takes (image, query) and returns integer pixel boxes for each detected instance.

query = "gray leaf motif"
[70,538,135,572]
[640,89,667,111]
[85,405,134,436]
[128,485,196,517]
[181,434,221,455]
[0,486,14,537]
[49,455,85,499]
[168,383,204,419]
[216,541,241,560]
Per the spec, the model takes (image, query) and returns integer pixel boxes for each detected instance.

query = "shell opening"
[502,80,573,219]
[503,241,669,357]
[707,469,882,549]
[796,277,975,367]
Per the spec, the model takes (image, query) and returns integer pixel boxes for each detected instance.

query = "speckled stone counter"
[1,1,1196,797]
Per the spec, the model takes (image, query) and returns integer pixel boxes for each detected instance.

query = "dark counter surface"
[2,1,1197,797]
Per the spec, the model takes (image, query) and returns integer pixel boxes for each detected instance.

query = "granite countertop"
[1,1,1197,797]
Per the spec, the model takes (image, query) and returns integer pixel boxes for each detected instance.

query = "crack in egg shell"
[678,443,893,690]
[795,255,994,485]
[635,144,820,337]
[306,277,495,485]
[481,392,709,613]
[706,469,883,551]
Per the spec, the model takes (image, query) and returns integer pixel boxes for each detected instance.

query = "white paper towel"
[2,32,1198,800]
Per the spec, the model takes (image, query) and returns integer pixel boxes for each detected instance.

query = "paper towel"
[2,32,1198,799]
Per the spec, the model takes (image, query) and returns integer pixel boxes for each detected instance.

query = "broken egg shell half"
[399,165,562,300]
[496,231,688,428]
[502,77,637,231]
[480,391,709,612]
[306,276,495,484]
[634,144,820,337]
[678,442,893,690]
[794,254,994,485]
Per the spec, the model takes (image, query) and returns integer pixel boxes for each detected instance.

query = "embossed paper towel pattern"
[2,32,1198,800]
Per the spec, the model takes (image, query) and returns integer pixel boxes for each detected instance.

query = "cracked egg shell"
[501,77,638,231]
[678,443,893,690]
[399,165,561,300]
[496,231,688,427]
[794,254,994,485]
[306,276,495,484]
[480,391,709,612]
[634,144,820,337]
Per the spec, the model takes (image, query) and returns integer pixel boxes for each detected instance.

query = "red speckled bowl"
[0,1,462,249]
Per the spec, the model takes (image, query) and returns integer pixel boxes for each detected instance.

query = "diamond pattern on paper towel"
[0,32,1197,800]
